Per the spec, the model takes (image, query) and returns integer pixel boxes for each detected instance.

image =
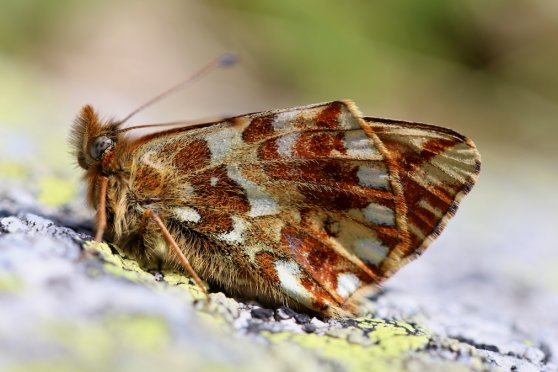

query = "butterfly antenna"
[118,52,238,125]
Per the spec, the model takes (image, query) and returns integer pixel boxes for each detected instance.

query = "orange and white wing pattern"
[129,100,480,316]
[369,117,480,278]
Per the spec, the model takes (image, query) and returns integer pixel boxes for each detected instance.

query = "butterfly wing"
[231,101,405,314]
[368,117,481,277]
[128,101,480,316]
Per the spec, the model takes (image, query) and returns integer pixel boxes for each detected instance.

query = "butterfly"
[70,63,480,318]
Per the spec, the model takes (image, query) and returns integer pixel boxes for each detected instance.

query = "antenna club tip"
[218,52,239,67]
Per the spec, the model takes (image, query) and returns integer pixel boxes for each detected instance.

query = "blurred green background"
[0,0,557,341]
[1,0,557,165]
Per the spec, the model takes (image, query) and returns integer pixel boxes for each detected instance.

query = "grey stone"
[0,189,555,371]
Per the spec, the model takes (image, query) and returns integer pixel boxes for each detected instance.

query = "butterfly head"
[70,105,122,170]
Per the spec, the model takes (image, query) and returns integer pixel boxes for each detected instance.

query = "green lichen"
[83,241,204,297]
[102,315,170,351]
[83,241,155,284]
[102,263,155,284]
[163,271,206,300]
[264,318,429,372]
[18,315,174,372]
[38,176,76,207]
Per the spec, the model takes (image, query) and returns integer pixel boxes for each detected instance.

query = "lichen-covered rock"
[0,191,555,371]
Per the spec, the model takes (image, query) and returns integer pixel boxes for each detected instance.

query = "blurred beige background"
[0,0,557,349]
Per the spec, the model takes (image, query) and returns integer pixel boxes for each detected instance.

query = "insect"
[70,56,480,317]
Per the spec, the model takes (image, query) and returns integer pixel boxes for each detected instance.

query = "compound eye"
[89,136,114,160]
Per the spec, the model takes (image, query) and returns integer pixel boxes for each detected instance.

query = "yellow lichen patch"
[523,340,535,347]
[30,315,173,371]
[0,162,28,180]
[102,315,170,351]
[162,271,207,300]
[83,241,155,285]
[84,241,122,266]
[263,317,429,372]
[38,176,77,207]
[83,241,202,303]
[0,274,23,293]
[81,242,235,336]
[101,264,154,284]
[38,319,124,367]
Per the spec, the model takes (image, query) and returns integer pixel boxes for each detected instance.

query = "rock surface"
[0,184,556,372]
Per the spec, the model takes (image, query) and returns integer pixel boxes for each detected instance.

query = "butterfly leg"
[95,176,108,242]
[143,209,208,297]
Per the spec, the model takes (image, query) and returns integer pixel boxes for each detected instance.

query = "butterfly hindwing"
[128,101,479,316]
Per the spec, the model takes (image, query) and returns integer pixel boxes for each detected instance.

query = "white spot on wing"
[140,151,165,170]
[274,260,311,302]
[357,165,390,190]
[361,203,395,226]
[343,131,382,159]
[217,216,247,244]
[248,197,279,217]
[337,107,361,129]
[227,165,280,217]
[276,132,300,158]
[210,177,219,187]
[205,126,242,162]
[353,238,389,266]
[336,273,361,299]
[174,207,201,223]
[272,111,299,131]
